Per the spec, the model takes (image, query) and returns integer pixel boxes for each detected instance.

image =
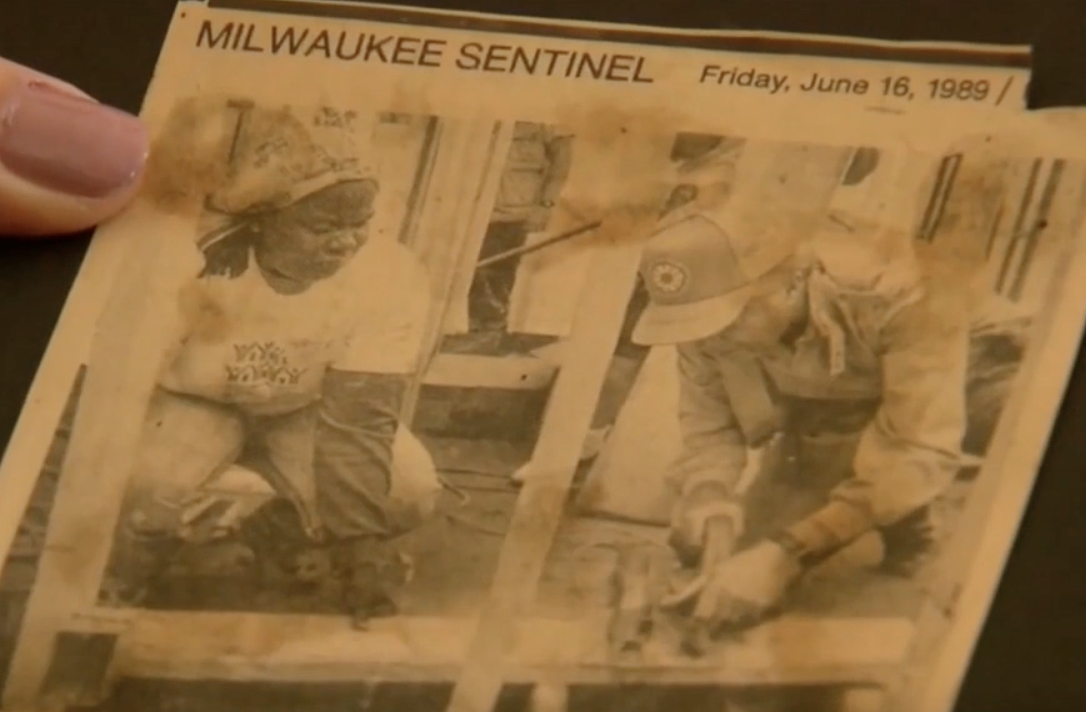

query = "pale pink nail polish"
[0,81,149,199]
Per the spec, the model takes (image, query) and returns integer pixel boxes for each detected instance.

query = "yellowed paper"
[0,3,1082,712]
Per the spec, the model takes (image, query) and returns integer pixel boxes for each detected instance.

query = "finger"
[0,58,149,236]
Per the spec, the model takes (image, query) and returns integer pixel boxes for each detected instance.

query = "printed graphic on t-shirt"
[226,341,309,387]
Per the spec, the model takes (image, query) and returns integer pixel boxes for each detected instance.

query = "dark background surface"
[2,0,1086,710]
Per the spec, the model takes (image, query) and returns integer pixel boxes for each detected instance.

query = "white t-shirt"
[159,239,432,415]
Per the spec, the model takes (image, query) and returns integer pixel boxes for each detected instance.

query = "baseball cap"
[631,206,798,346]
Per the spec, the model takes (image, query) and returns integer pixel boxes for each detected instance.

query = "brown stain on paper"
[385,82,435,119]
[550,102,690,251]
[143,96,340,217]
[140,95,240,217]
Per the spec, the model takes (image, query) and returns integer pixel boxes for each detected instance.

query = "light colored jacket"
[668,252,970,531]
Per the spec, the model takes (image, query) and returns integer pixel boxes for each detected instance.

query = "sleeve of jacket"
[667,339,750,499]
[784,281,969,554]
[844,282,969,523]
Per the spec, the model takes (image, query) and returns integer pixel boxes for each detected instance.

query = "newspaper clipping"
[0,1,1084,711]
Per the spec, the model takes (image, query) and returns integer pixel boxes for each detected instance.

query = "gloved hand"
[661,538,804,650]
[668,481,743,568]
[691,540,803,631]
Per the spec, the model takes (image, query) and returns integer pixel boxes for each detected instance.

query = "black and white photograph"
[0,98,613,709]
[513,133,1084,711]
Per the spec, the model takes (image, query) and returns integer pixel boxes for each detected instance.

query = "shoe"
[237,499,324,589]
[100,531,183,607]
[330,537,407,629]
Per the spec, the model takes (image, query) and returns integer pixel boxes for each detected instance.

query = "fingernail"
[0,81,148,198]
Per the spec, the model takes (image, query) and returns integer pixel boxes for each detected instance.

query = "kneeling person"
[108,166,436,625]
[633,207,972,635]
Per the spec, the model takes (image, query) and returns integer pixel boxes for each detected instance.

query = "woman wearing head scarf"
[107,102,437,626]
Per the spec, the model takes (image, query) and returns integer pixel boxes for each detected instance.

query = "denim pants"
[105,387,439,594]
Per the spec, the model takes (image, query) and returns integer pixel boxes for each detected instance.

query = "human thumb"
[0,58,149,237]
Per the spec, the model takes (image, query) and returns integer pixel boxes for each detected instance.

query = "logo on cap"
[650,261,689,294]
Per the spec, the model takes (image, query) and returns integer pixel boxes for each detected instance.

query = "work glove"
[668,481,744,568]
[692,539,802,630]
[661,538,804,653]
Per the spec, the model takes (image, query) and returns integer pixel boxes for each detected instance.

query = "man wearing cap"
[634,203,974,633]
[107,104,437,625]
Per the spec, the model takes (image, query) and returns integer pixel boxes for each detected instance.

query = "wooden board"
[106,609,912,687]
[401,121,515,425]
[423,354,558,391]
[573,345,680,525]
